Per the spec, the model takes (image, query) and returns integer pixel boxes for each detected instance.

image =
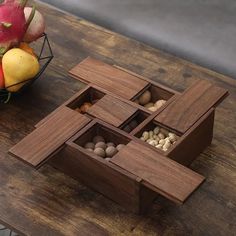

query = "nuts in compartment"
[67,87,105,114]
[133,84,174,112]
[135,121,179,152]
[74,123,130,161]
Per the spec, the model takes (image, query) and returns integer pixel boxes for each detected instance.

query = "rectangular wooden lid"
[86,95,138,127]
[155,80,229,133]
[9,106,91,168]
[69,57,148,100]
[111,141,205,203]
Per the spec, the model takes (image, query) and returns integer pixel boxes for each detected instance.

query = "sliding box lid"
[86,95,138,127]
[69,57,148,100]
[155,80,229,133]
[9,107,91,168]
[111,141,204,203]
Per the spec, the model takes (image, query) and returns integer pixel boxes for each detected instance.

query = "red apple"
[0,63,5,89]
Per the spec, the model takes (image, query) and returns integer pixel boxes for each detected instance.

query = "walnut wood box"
[9,57,229,213]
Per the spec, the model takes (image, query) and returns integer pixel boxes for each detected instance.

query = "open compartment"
[131,83,175,113]
[133,118,181,154]
[66,87,105,114]
[120,110,149,133]
[72,121,131,161]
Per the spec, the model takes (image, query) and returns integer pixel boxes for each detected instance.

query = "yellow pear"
[2,48,40,92]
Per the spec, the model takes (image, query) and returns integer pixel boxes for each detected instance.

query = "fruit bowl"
[0,33,53,103]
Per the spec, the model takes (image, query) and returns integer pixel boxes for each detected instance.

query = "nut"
[154,100,166,109]
[116,144,126,151]
[149,140,158,146]
[84,142,95,150]
[155,144,163,149]
[107,142,115,147]
[149,131,154,138]
[95,142,107,150]
[94,148,106,158]
[159,139,165,145]
[144,102,154,108]
[160,128,169,136]
[105,146,118,157]
[138,90,151,105]
[148,106,157,112]
[158,133,165,139]
[142,131,149,141]
[163,141,171,150]
[153,126,160,134]
[93,136,105,144]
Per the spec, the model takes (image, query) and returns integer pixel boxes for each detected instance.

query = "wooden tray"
[9,57,229,213]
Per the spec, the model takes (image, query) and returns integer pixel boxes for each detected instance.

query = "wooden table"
[0,1,235,235]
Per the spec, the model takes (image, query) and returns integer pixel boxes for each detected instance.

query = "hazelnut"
[138,90,151,105]
[105,146,118,157]
[84,142,95,150]
[93,136,105,144]
[94,148,106,158]
[95,142,107,150]
[116,144,126,151]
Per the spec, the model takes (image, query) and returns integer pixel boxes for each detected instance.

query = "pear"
[2,48,40,92]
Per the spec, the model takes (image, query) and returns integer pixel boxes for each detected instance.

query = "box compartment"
[131,83,175,113]
[133,118,181,154]
[66,87,105,113]
[86,94,138,127]
[120,110,149,133]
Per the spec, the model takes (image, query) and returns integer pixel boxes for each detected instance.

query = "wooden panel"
[155,80,228,133]
[69,57,148,100]
[9,107,91,167]
[111,141,204,203]
[86,95,138,127]
[50,143,141,213]
[167,108,215,166]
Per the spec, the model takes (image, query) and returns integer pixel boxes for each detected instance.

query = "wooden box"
[9,57,229,213]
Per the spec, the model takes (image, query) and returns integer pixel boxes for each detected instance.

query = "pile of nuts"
[140,126,177,152]
[134,90,166,112]
[84,135,126,160]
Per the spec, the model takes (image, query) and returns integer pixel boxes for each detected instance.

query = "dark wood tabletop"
[0,1,235,235]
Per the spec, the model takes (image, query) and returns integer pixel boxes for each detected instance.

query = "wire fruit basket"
[0,33,53,103]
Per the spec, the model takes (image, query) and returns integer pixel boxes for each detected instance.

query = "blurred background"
[40,0,236,79]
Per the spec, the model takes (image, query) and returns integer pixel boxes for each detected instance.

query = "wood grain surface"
[155,80,228,133]
[9,106,91,167]
[87,94,138,127]
[0,0,235,235]
[111,141,204,204]
[69,57,149,100]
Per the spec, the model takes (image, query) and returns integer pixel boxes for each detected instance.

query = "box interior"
[134,119,181,153]
[66,87,105,110]
[74,123,131,148]
[120,110,149,133]
[132,83,174,104]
